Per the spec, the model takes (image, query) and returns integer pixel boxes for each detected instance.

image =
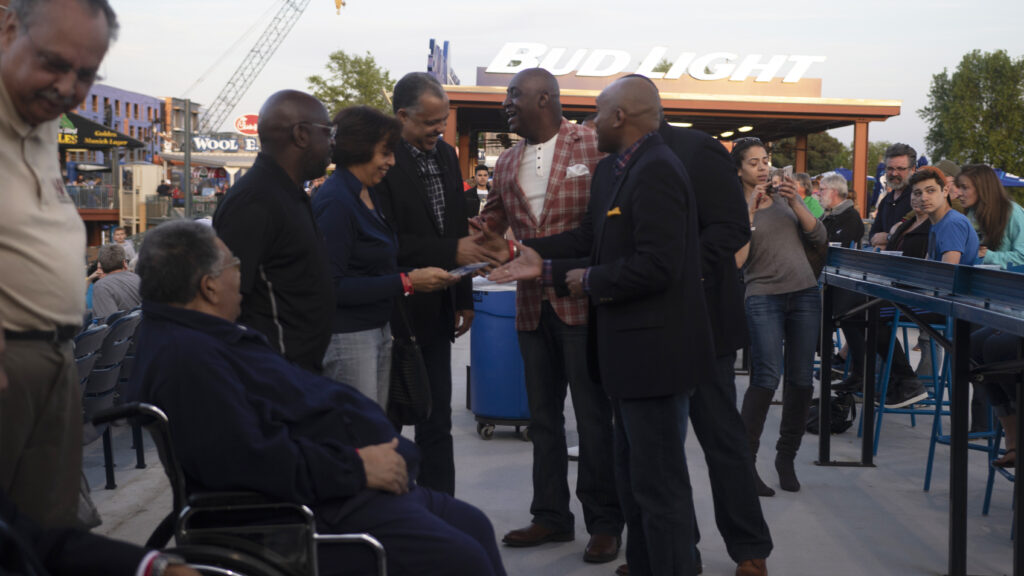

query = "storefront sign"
[486,43,826,83]
[192,136,259,153]
[234,114,259,135]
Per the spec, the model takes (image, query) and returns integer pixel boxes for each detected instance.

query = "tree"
[919,50,1024,174]
[769,132,851,174]
[307,50,395,116]
[652,58,673,74]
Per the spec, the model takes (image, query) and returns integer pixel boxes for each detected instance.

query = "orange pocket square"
[606,206,622,217]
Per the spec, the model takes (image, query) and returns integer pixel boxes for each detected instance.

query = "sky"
[101,0,1024,157]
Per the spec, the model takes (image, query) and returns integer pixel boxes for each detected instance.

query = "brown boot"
[741,385,776,497]
[736,558,767,576]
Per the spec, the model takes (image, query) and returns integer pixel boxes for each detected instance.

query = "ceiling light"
[668,122,693,128]
[738,126,754,133]
[720,131,734,138]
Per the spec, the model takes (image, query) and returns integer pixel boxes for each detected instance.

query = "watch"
[149,553,187,576]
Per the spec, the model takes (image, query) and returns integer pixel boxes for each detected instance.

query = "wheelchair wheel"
[165,545,293,576]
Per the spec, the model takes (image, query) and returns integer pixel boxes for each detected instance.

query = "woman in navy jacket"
[312,106,454,408]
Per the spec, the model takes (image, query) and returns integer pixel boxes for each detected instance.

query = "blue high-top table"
[818,248,1024,576]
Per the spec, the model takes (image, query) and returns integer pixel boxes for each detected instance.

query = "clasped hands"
[485,235,587,298]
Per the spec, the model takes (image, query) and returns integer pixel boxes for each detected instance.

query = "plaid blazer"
[481,118,605,330]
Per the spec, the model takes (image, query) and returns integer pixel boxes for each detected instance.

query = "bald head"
[504,67,562,143]
[592,76,662,154]
[603,77,661,131]
[258,90,329,150]
[256,90,333,183]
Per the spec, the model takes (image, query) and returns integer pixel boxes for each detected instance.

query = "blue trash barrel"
[470,278,530,426]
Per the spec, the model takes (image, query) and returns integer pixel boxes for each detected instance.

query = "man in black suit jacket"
[375,73,506,495]
[657,120,772,576]
[491,76,713,576]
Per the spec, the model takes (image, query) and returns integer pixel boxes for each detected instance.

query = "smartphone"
[781,165,794,179]
[448,262,489,278]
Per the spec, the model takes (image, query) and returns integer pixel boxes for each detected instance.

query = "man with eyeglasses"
[375,72,508,496]
[213,89,336,373]
[0,0,117,528]
[869,143,918,248]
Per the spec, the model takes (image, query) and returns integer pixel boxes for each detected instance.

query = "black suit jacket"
[529,133,715,399]
[375,139,472,342]
[658,122,750,356]
[0,489,147,576]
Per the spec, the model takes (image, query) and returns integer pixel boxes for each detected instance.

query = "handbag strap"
[394,297,416,342]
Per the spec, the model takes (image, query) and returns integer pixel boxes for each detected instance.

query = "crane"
[198,0,342,134]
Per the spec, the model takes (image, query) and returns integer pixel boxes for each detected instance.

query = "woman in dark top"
[313,106,455,407]
[886,183,931,258]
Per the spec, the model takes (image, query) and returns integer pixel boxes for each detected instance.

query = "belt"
[3,325,79,343]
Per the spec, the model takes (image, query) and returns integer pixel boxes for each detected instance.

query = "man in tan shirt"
[0,0,118,527]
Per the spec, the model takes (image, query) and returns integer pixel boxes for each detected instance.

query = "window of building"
[92,95,98,112]
[133,103,139,119]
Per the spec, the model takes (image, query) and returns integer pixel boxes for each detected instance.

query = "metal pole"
[817,283,833,464]
[948,319,970,576]
[183,99,192,220]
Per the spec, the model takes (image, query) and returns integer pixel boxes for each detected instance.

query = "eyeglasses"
[212,256,241,277]
[885,165,911,173]
[22,26,104,85]
[298,121,337,140]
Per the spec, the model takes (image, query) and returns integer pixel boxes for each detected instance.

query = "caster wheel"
[520,427,531,442]
[477,423,495,440]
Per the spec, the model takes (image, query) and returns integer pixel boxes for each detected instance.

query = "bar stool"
[983,422,1016,539]
[922,317,997,491]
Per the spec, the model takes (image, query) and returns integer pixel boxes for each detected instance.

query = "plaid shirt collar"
[403,139,437,161]
[614,130,656,178]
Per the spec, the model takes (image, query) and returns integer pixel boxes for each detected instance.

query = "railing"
[69,185,119,210]
[144,195,220,224]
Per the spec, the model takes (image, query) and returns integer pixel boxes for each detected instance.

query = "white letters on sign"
[486,43,826,83]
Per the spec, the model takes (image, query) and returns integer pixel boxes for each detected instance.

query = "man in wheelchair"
[127,220,506,576]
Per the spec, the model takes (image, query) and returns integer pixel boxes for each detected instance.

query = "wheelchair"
[92,403,386,576]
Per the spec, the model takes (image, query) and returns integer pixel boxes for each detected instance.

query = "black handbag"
[387,299,432,426]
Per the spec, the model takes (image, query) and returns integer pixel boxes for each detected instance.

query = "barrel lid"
[472,276,517,293]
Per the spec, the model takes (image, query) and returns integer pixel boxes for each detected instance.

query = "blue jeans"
[322,325,392,408]
[517,302,621,535]
[615,394,697,576]
[745,287,821,392]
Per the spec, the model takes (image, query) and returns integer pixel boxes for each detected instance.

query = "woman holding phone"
[732,138,827,496]
[313,106,455,408]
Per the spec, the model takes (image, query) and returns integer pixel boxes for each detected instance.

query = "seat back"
[95,310,142,369]
[74,324,108,385]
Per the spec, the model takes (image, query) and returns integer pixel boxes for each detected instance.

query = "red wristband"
[508,240,515,261]
[400,272,414,296]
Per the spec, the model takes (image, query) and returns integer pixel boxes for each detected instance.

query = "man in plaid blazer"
[480,68,623,564]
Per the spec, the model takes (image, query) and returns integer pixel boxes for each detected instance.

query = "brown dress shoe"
[615,564,630,576]
[583,534,621,563]
[502,523,574,547]
[736,558,767,576]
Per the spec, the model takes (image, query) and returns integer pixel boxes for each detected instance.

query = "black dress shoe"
[583,534,620,563]
[502,523,574,547]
